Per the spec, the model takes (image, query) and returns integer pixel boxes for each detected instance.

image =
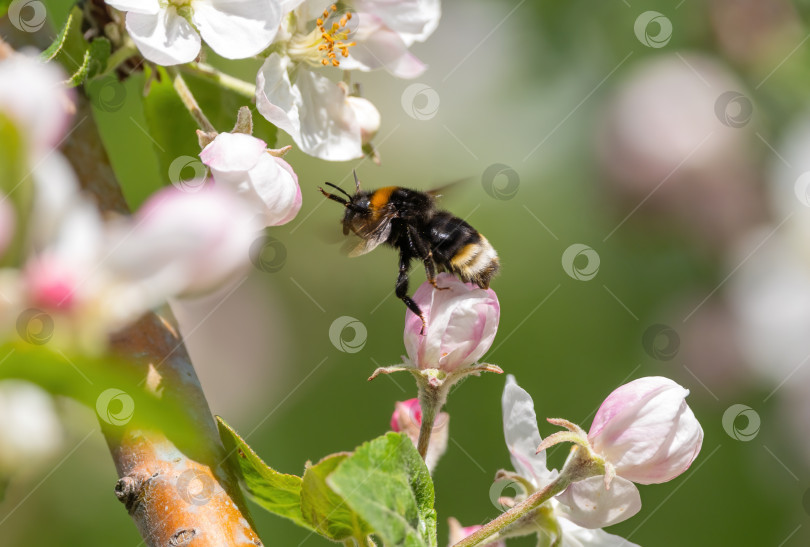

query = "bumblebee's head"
[319,179,373,235]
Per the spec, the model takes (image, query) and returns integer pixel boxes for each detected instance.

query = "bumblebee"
[319,173,499,330]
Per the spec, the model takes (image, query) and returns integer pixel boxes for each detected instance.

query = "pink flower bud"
[403,273,500,373]
[390,398,448,473]
[447,518,505,547]
[200,132,302,226]
[588,376,703,484]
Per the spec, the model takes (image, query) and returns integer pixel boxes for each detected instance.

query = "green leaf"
[301,453,374,542]
[41,6,111,87]
[216,416,312,530]
[328,432,438,547]
[0,342,198,449]
[0,112,30,267]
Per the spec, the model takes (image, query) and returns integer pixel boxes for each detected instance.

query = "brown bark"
[62,93,262,546]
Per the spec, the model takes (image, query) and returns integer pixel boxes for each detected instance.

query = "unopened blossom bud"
[0,380,62,475]
[447,518,505,547]
[200,132,302,226]
[391,398,448,473]
[588,376,703,485]
[403,273,499,373]
[347,96,381,145]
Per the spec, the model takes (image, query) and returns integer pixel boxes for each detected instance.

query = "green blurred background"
[4,0,810,545]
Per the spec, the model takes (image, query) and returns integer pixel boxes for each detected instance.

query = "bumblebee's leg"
[397,251,427,334]
[407,225,448,291]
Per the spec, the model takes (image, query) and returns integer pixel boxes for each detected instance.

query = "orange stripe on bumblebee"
[369,186,397,217]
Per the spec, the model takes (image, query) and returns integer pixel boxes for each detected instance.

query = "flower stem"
[100,40,138,77]
[168,68,217,133]
[416,382,445,459]
[179,62,257,99]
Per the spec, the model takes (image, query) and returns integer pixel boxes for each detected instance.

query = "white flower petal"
[126,8,201,66]
[339,13,426,78]
[293,67,363,160]
[556,476,642,529]
[192,0,280,59]
[245,154,302,226]
[502,375,554,488]
[350,0,440,45]
[558,514,640,547]
[200,132,267,173]
[0,380,62,474]
[256,53,304,141]
[105,0,160,14]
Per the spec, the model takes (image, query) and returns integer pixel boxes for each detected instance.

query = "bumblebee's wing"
[426,177,471,200]
[346,207,397,257]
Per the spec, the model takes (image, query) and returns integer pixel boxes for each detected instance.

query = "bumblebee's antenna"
[319,186,349,206]
[353,170,361,192]
[324,182,352,199]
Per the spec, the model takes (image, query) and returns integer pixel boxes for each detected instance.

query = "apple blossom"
[497,375,640,544]
[403,273,499,373]
[199,132,302,226]
[390,398,448,473]
[104,0,281,65]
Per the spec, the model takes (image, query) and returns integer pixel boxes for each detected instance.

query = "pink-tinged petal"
[557,514,640,547]
[391,398,421,432]
[126,8,201,66]
[294,68,363,160]
[200,132,267,172]
[0,198,15,258]
[24,254,80,311]
[192,0,281,59]
[105,0,160,14]
[502,375,554,488]
[390,398,448,473]
[245,154,302,226]
[404,273,500,372]
[588,377,704,484]
[0,54,74,153]
[109,186,261,297]
[256,53,304,140]
[339,13,426,78]
[556,476,642,529]
[350,0,440,46]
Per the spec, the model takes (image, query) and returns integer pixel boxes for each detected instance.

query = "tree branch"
[62,92,263,546]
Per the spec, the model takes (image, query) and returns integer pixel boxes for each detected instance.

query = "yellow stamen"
[289,4,357,68]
